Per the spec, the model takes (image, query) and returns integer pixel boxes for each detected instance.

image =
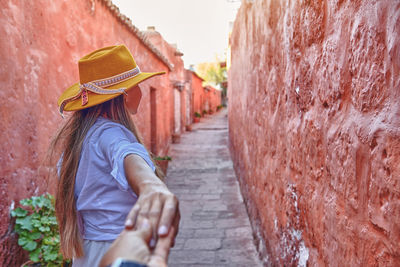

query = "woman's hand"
[124,154,180,243]
[125,183,180,242]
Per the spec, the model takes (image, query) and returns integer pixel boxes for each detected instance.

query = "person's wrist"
[138,181,168,195]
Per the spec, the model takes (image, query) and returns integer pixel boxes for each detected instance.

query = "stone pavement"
[166,108,262,266]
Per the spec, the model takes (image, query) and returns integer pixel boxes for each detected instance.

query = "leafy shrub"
[194,112,201,118]
[202,110,207,115]
[154,156,172,161]
[11,193,65,266]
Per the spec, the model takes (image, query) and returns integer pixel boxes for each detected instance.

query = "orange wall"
[144,30,188,134]
[0,0,172,264]
[229,0,400,266]
[188,70,205,117]
[205,86,222,112]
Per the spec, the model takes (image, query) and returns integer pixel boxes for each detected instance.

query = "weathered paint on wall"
[187,70,205,118]
[144,29,188,135]
[0,0,173,264]
[229,0,400,266]
[205,86,222,113]
[184,82,192,127]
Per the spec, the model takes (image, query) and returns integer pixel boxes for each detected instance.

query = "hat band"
[59,66,141,115]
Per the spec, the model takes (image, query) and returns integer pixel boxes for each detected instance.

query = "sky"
[112,0,241,67]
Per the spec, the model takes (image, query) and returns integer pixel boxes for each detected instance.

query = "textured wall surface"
[0,0,172,264]
[229,0,400,266]
[205,86,222,113]
[188,70,206,117]
[144,29,187,134]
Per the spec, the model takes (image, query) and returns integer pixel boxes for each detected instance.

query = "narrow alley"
[166,108,262,266]
[2,0,399,265]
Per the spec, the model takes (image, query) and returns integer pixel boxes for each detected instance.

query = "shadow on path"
[166,108,262,266]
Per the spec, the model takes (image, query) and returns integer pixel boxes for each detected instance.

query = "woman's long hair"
[49,95,164,259]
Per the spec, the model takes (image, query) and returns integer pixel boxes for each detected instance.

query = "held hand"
[99,218,176,267]
[125,184,180,243]
[148,225,176,267]
[123,154,180,245]
[99,219,152,267]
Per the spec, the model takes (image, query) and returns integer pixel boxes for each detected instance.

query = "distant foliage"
[196,61,227,91]
[11,193,65,266]
[154,155,172,161]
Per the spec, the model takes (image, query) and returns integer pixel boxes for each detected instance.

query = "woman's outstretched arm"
[123,154,180,241]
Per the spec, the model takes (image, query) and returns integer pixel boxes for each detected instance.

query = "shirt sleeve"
[98,125,155,191]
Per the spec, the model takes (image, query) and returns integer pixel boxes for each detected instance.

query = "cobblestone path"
[166,108,262,266]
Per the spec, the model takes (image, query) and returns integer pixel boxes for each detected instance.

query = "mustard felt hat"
[58,45,165,114]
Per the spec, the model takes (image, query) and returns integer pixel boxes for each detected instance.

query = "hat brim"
[58,71,165,112]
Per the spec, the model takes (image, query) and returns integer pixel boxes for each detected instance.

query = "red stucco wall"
[145,30,187,134]
[0,0,173,264]
[205,86,222,113]
[188,70,205,117]
[180,87,188,128]
[229,0,400,266]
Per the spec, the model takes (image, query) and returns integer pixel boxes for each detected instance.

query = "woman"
[51,45,179,266]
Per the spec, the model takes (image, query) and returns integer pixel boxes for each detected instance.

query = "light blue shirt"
[69,117,155,241]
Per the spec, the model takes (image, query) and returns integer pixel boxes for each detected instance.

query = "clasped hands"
[99,218,176,267]
[125,184,180,244]
[101,154,180,267]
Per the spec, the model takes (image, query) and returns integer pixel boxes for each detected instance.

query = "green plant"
[154,156,172,161]
[202,110,207,115]
[11,193,65,266]
[195,59,227,94]
[194,112,201,118]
